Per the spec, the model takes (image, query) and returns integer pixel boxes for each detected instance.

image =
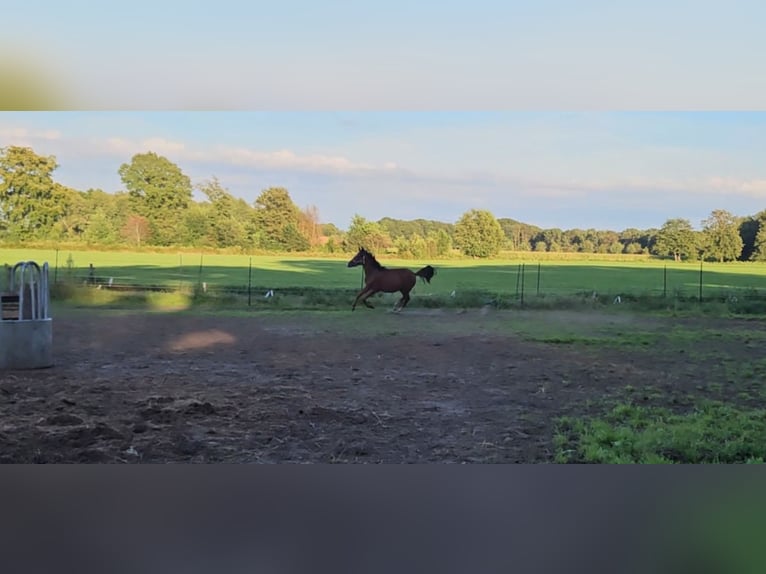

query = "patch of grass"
[554,401,766,464]
[534,332,655,347]
[50,282,192,310]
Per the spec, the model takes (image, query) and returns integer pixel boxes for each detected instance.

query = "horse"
[347,247,436,312]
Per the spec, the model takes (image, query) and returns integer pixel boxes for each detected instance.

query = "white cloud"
[94,136,389,175]
[103,136,186,157]
[216,146,374,173]
[0,126,62,142]
[707,177,766,197]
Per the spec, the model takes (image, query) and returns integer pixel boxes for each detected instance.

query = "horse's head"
[347,247,367,268]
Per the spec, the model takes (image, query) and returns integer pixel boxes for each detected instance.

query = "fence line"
[33,252,766,308]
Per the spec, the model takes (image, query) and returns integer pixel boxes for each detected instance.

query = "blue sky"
[2,111,765,231]
[2,3,765,230]
[2,1,765,109]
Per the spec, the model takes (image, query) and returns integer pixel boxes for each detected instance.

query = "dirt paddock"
[0,308,748,463]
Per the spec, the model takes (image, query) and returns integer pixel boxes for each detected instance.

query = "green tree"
[701,209,743,262]
[619,227,656,253]
[199,177,249,248]
[282,222,311,251]
[50,185,87,240]
[320,222,344,254]
[252,187,309,251]
[738,215,760,261]
[408,232,428,259]
[80,189,130,245]
[533,228,565,252]
[454,209,505,258]
[344,214,391,253]
[654,218,698,261]
[740,210,766,261]
[118,151,192,245]
[83,209,119,245]
[752,210,766,261]
[434,229,452,256]
[497,218,539,251]
[0,145,71,239]
[751,224,766,261]
[180,203,213,248]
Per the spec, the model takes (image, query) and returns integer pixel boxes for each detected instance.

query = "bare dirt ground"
[0,308,760,463]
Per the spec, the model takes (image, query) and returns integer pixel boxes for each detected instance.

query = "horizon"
[2,111,765,232]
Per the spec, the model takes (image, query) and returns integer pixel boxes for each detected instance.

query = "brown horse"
[347,247,436,312]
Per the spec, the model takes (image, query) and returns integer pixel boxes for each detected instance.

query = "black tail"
[415,265,436,284]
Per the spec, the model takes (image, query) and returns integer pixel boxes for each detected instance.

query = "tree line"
[1,145,764,262]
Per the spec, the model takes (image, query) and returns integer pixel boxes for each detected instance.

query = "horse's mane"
[362,248,386,270]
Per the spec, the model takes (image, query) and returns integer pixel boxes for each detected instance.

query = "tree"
[0,146,70,239]
[739,210,766,261]
[654,218,698,261]
[497,218,539,251]
[434,229,452,256]
[320,222,344,254]
[751,223,766,262]
[121,214,151,247]
[50,185,86,240]
[252,187,309,251]
[81,189,130,245]
[84,209,119,245]
[532,228,565,252]
[118,151,192,245]
[454,209,505,258]
[298,205,322,248]
[344,215,391,253]
[180,203,213,248]
[701,209,743,262]
[619,227,657,254]
[408,232,428,259]
[199,177,248,248]
[738,215,761,261]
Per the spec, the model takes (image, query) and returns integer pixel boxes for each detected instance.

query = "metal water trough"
[0,261,53,369]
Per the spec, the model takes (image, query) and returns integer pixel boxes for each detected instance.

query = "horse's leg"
[352,287,374,311]
[362,290,377,308]
[399,290,411,310]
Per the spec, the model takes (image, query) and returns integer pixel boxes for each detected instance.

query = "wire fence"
[19,251,765,312]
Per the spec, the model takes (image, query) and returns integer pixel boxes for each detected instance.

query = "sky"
[1,2,765,231]
[2,111,765,231]
[3,1,765,109]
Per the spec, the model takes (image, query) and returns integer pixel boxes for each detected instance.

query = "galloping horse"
[347,247,436,312]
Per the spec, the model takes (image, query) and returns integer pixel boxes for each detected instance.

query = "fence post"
[54,249,59,284]
[515,263,521,298]
[663,265,667,298]
[248,257,252,307]
[699,260,703,303]
[520,263,526,307]
[536,262,541,296]
[178,254,183,291]
[198,254,204,288]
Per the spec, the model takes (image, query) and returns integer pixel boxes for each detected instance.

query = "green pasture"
[4,247,766,300]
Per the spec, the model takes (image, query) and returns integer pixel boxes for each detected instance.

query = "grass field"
[4,247,766,303]
[4,246,766,466]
